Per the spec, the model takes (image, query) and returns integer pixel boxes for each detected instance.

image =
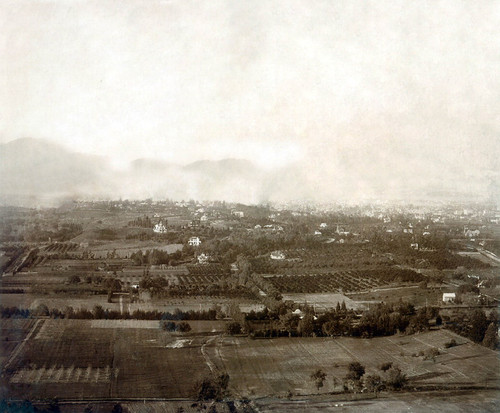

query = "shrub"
[444,338,458,348]
[379,362,393,372]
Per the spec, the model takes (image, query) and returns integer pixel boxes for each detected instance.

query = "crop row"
[177,274,223,285]
[186,264,225,276]
[267,272,383,293]
[43,243,79,253]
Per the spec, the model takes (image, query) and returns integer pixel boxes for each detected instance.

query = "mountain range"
[0,138,496,206]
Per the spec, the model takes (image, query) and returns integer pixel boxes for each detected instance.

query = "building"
[442,292,456,303]
[319,223,328,228]
[188,236,201,246]
[464,228,480,238]
[270,250,285,260]
[197,253,209,264]
[153,221,167,234]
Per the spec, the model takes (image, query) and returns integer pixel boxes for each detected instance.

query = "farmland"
[1,200,499,411]
[1,319,499,405]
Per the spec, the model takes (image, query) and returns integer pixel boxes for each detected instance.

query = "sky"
[1,0,499,202]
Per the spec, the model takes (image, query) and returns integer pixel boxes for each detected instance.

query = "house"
[188,236,201,246]
[153,221,167,234]
[197,253,209,264]
[314,230,322,236]
[270,250,285,260]
[410,243,419,250]
[464,228,480,238]
[232,211,244,218]
[200,215,208,222]
[442,292,456,303]
[320,223,328,228]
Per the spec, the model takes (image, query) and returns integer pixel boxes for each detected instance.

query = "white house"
[197,253,209,264]
[188,236,201,246]
[270,250,286,260]
[314,230,322,236]
[442,292,456,303]
[153,221,167,233]
[464,228,480,238]
[320,223,328,228]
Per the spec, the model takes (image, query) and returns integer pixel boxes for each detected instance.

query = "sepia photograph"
[0,1,499,411]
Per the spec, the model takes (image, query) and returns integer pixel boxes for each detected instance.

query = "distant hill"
[0,138,108,204]
[0,138,494,206]
[0,138,271,205]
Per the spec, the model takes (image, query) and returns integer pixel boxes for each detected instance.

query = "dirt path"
[3,318,43,371]
[200,335,218,373]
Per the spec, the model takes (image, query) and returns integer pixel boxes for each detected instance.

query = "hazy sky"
[1,1,499,200]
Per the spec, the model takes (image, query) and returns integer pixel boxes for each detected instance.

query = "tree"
[310,369,327,392]
[111,403,123,413]
[177,321,192,333]
[346,362,365,381]
[379,362,393,372]
[93,305,105,319]
[482,322,499,349]
[298,313,315,337]
[469,309,488,343]
[34,303,49,317]
[344,361,365,392]
[68,274,81,284]
[226,322,242,335]
[194,374,230,401]
[364,374,383,394]
[384,366,407,390]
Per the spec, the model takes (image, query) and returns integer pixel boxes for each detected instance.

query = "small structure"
[314,230,322,236]
[442,292,456,303]
[410,243,419,250]
[464,228,480,238]
[270,250,286,260]
[188,236,201,247]
[232,210,244,218]
[319,223,328,228]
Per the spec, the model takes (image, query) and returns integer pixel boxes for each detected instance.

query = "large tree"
[310,369,327,392]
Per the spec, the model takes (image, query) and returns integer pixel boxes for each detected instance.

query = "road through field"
[3,318,43,371]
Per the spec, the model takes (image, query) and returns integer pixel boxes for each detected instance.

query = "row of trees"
[310,361,407,394]
[0,305,222,321]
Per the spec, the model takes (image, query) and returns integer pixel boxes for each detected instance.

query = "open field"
[207,330,500,398]
[1,319,498,402]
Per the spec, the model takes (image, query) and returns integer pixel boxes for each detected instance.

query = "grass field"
[1,319,498,402]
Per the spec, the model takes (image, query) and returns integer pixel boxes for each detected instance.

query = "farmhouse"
[188,236,201,246]
[464,228,480,238]
[442,292,456,303]
[153,221,167,233]
[270,250,285,260]
[319,223,328,228]
[197,253,210,264]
